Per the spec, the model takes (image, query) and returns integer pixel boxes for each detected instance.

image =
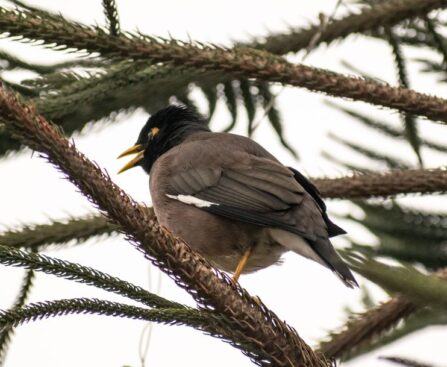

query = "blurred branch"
[319,265,447,360]
[102,0,120,37]
[322,150,372,173]
[0,245,181,309]
[0,214,117,250]
[344,253,447,308]
[384,26,422,166]
[326,102,447,154]
[328,132,412,169]
[347,201,447,269]
[0,84,327,366]
[318,295,417,360]
[313,167,447,198]
[0,49,101,74]
[379,356,434,367]
[0,62,218,155]
[345,308,447,360]
[423,15,447,66]
[0,298,230,339]
[247,0,447,55]
[1,9,447,123]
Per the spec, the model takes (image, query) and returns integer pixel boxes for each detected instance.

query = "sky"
[0,1,446,367]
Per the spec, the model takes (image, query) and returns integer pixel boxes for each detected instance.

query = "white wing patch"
[166,194,217,208]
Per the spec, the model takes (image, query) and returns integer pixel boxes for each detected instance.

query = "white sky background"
[0,1,446,366]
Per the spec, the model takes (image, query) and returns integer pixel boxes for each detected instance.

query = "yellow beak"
[117,144,144,174]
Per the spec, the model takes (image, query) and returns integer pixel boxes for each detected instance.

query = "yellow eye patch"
[151,127,160,136]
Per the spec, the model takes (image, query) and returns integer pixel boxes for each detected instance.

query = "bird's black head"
[118,105,210,174]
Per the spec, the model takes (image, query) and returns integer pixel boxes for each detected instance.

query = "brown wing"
[166,155,323,240]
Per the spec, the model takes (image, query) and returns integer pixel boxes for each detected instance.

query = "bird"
[118,105,358,288]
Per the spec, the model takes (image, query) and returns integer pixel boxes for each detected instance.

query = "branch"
[0,298,227,337]
[318,267,447,360]
[345,253,447,308]
[346,309,447,360]
[0,246,276,359]
[1,8,447,122]
[318,295,416,360]
[248,0,447,55]
[313,167,447,199]
[0,245,182,309]
[0,214,117,250]
[0,86,327,366]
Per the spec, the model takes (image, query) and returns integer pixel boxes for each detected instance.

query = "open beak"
[117,144,144,174]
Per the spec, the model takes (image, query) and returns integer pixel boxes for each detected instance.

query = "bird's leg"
[231,245,253,284]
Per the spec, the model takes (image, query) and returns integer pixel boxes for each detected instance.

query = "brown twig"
[1,8,447,122]
[0,86,328,366]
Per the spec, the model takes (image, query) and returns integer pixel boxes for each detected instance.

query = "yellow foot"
[231,246,253,285]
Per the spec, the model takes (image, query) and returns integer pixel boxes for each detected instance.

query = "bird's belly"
[154,201,286,273]
[208,241,285,273]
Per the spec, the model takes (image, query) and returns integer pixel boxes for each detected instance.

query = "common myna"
[118,105,358,288]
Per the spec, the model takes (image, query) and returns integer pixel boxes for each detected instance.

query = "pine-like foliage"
[0,0,446,366]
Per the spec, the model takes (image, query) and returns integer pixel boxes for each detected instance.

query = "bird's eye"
[150,127,160,140]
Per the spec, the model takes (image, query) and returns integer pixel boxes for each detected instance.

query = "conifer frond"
[0,257,35,365]
[423,15,447,66]
[0,298,226,337]
[379,356,434,367]
[102,0,120,37]
[384,26,422,166]
[328,133,412,169]
[0,214,117,250]
[325,102,447,154]
[0,61,283,156]
[343,252,447,308]
[344,308,447,360]
[246,0,447,55]
[0,245,181,309]
[0,8,445,123]
[318,295,416,360]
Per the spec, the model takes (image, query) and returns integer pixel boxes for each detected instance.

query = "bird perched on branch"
[118,105,358,288]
